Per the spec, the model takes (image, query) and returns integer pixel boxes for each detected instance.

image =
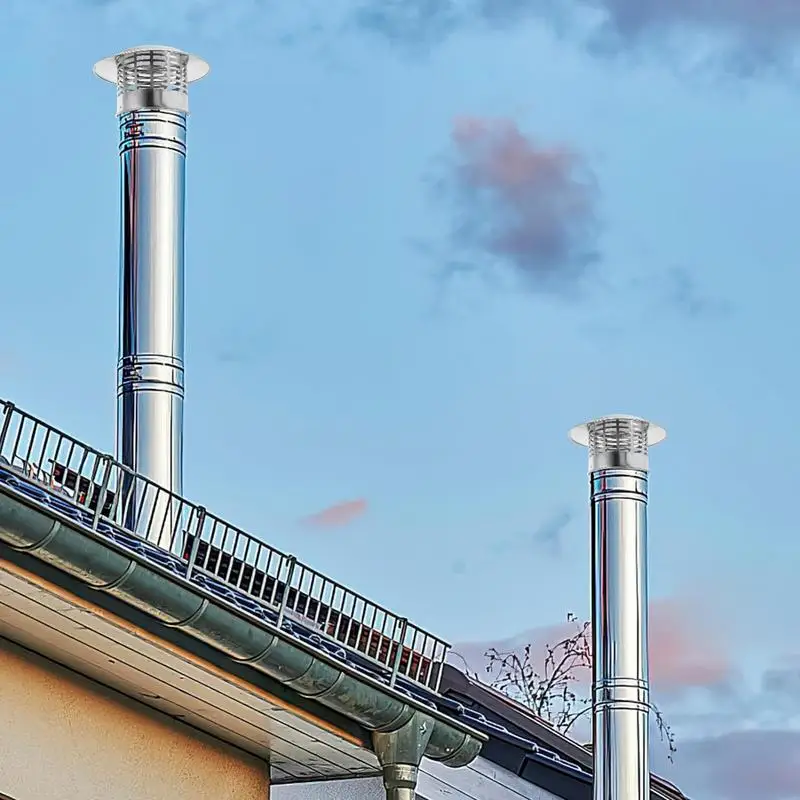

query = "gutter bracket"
[373,711,435,800]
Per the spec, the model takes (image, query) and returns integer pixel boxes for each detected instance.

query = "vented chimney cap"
[569,414,666,472]
[94,46,209,115]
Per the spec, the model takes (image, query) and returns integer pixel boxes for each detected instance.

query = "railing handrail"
[0,398,450,689]
[0,399,189,505]
[198,506,419,630]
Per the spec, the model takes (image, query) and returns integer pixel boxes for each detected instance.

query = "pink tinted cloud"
[649,596,730,691]
[301,499,368,528]
[451,596,731,693]
[444,116,599,293]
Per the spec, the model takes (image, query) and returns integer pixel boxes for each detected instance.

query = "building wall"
[274,755,561,800]
[0,637,270,800]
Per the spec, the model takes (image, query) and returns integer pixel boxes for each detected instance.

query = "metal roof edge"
[438,664,691,800]
[0,483,485,768]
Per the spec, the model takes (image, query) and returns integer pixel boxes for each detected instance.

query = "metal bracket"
[0,401,15,453]
[91,455,114,530]
[277,555,297,628]
[185,505,206,579]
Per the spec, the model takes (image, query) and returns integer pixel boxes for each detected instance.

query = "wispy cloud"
[72,0,258,27]
[568,0,800,72]
[212,327,271,366]
[352,0,800,74]
[300,498,368,528]
[351,0,467,50]
[530,509,574,555]
[632,266,732,320]
[451,595,732,694]
[59,0,800,75]
[762,657,800,703]
[432,116,600,297]
[491,508,575,559]
[665,652,800,796]
[451,599,800,798]
[666,729,800,800]
[56,0,313,44]
[648,597,731,694]
[351,0,465,54]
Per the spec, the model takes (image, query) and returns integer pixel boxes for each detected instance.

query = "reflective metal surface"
[591,469,650,800]
[382,764,418,800]
[373,711,435,800]
[570,416,666,800]
[116,108,186,542]
[94,47,208,547]
[0,399,451,691]
[94,46,210,115]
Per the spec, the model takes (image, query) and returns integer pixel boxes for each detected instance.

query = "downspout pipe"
[0,486,484,768]
[94,46,208,548]
[569,416,666,800]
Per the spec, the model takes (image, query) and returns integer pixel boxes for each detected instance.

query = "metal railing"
[0,399,448,690]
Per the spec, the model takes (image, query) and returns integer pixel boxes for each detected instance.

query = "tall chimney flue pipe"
[94,46,208,548]
[569,415,666,800]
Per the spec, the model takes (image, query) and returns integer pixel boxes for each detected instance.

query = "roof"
[0,458,481,738]
[0,398,486,775]
[436,664,690,800]
[0,398,450,692]
[0,397,692,798]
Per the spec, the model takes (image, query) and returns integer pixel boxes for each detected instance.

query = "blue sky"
[1,1,799,796]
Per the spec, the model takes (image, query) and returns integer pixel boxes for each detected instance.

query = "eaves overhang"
[0,549,376,781]
[0,480,486,769]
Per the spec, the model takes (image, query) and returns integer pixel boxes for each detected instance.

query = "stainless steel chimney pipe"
[569,416,666,800]
[94,46,208,549]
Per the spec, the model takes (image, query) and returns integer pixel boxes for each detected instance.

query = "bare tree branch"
[484,613,677,762]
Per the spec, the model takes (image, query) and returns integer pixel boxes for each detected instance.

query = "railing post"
[0,402,15,454]
[185,505,206,580]
[91,455,114,530]
[277,555,297,628]
[432,645,449,693]
[390,618,409,688]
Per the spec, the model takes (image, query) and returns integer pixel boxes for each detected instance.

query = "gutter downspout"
[570,415,665,800]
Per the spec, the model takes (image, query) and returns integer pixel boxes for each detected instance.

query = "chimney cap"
[94,46,209,115]
[569,415,665,448]
[93,45,210,84]
[569,415,665,472]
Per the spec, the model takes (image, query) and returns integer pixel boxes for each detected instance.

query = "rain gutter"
[0,485,485,766]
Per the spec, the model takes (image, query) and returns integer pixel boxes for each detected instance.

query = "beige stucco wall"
[0,637,270,800]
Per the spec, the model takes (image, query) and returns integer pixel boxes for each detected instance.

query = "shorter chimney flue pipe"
[569,415,666,800]
[94,46,209,549]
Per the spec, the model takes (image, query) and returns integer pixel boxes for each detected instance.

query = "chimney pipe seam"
[570,415,665,800]
[95,46,208,546]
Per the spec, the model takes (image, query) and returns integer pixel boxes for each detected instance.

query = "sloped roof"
[0,399,692,797]
[436,664,690,800]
